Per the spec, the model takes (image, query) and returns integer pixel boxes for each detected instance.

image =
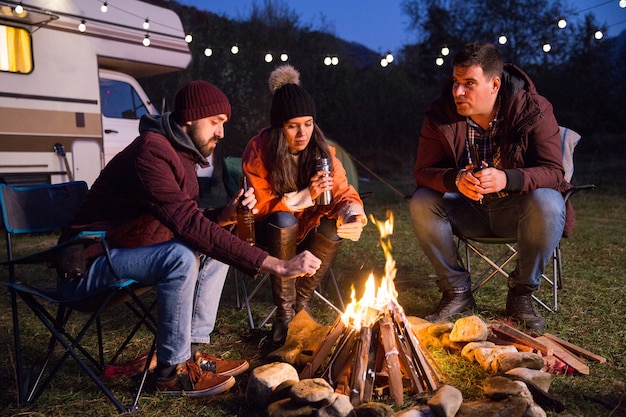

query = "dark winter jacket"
[61,112,267,276]
[413,63,575,236]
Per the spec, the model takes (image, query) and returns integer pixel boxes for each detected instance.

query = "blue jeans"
[57,240,229,366]
[408,188,565,291]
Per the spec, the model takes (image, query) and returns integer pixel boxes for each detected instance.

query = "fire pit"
[300,211,441,406]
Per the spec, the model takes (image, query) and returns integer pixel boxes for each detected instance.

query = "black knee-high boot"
[295,231,342,313]
[267,223,299,346]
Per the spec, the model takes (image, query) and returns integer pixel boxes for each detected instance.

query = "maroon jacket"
[62,113,267,276]
[413,64,575,236]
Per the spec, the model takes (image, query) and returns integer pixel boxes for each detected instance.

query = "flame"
[341,210,401,330]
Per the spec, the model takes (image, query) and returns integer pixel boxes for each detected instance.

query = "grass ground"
[0,136,624,416]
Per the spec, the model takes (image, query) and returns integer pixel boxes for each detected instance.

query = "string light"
[55,0,622,68]
[14,2,23,14]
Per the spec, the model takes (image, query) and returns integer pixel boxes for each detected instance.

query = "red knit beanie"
[174,80,231,124]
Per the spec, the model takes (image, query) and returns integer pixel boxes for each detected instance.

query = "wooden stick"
[362,322,379,403]
[391,314,423,393]
[325,327,358,386]
[397,315,439,391]
[536,336,590,375]
[490,323,550,354]
[300,315,346,379]
[380,315,404,406]
[349,326,372,407]
[543,333,606,363]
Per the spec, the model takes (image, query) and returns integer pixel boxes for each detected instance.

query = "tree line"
[143,0,626,179]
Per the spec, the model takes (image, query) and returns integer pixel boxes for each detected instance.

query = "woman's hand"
[308,169,334,201]
[336,212,367,241]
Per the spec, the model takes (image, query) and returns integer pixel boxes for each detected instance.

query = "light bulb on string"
[498,35,507,45]
[380,58,388,67]
[594,30,603,40]
[101,1,108,13]
[331,56,339,65]
[440,47,449,56]
[557,18,567,29]
[14,2,23,14]
[78,20,87,32]
[264,53,273,63]
[542,43,551,53]
[386,51,394,62]
[204,48,213,57]
[620,0,626,8]
[435,57,444,66]
[185,34,192,43]
[231,45,239,54]
[143,34,150,47]
[143,18,150,30]
[324,56,332,66]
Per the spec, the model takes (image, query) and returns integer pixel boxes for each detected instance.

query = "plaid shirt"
[465,101,508,198]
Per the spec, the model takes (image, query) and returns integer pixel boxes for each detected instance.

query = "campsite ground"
[0,133,624,416]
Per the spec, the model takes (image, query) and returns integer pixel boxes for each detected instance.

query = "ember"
[300,211,441,406]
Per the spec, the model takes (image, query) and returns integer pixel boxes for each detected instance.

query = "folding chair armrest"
[564,184,595,203]
[1,231,107,266]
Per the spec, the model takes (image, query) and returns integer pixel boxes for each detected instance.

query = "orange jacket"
[242,128,364,241]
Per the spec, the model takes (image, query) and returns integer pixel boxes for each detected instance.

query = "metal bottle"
[316,157,332,206]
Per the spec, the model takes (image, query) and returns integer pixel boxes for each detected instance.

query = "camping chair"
[456,127,595,312]
[222,156,346,329]
[1,181,157,413]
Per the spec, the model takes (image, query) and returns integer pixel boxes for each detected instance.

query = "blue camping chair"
[1,181,157,413]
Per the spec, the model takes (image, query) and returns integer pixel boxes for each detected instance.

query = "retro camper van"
[0,0,192,186]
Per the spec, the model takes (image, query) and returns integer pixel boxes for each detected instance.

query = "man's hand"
[261,250,321,278]
[218,186,259,226]
[456,163,506,201]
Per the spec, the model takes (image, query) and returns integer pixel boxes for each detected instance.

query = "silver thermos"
[316,157,332,205]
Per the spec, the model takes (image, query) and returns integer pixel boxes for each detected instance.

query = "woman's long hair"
[266,123,331,196]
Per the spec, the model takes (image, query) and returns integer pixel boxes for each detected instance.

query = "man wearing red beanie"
[57,80,321,397]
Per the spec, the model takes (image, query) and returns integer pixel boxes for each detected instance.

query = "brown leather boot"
[266,223,298,346]
[295,231,342,313]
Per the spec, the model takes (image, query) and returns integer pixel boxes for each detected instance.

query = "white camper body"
[0,0,191,186]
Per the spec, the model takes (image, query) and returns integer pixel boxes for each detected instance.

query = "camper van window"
[0,24,33,74]
[100,78,151,120]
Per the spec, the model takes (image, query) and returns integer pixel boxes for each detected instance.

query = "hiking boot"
[506,289,545,332]
[194,351,249,377]
[155,359,235,397]
[425,289,476,323]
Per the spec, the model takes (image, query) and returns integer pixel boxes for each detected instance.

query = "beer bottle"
[237,176,256,245]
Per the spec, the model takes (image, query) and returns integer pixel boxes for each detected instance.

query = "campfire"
[300,211,441,406]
